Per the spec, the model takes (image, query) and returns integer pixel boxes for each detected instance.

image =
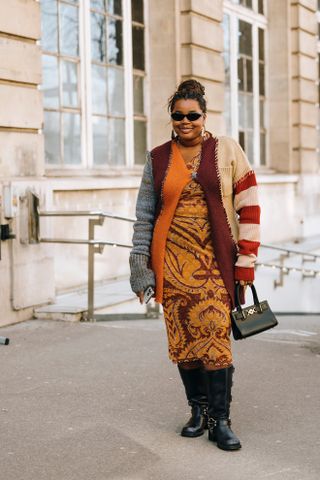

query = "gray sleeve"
[129,152,156,294]
[131,152,156,257]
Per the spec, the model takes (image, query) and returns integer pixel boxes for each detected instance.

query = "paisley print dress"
[162,154,232,369]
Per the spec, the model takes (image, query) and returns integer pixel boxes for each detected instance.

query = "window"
[223,1,267,166]
[90,0,125,166]
[40,0,146,170]
[41,0,81,166]
[132,0,147,165]
[232,0,264,14]
[234,0,253,9]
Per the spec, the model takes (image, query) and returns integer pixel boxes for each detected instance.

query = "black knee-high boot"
[178,365,208,437]
[206,366,241,450]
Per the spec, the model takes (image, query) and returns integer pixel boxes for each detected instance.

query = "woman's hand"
[238,280,253,286]
[137,291,144,304]
[236,280,253,292]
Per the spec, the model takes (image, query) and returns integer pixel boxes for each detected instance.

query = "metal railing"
[38,208,320,318]
[258,243,320,288]
[261,243,320,261]
[39,210,159,321]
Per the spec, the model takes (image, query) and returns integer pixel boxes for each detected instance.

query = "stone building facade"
[0,0,319,326]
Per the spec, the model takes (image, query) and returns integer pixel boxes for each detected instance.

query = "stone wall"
[0,0,54,326]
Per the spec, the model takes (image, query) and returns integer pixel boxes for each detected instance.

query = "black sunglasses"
[171,112,202,122]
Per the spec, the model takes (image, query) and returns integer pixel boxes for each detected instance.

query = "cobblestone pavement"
[1,315,319,480]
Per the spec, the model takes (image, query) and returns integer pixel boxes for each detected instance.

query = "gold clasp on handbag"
[247,306,258,316]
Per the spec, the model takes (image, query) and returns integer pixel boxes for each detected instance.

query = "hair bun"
[168,79,207,113]
[177,80,205,97]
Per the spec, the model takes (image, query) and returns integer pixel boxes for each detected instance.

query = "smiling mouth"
[179,127,193,132]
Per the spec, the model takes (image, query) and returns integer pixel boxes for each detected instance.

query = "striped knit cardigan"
[129,134,260,306]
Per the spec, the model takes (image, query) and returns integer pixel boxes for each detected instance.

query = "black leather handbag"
[231,284,278,340]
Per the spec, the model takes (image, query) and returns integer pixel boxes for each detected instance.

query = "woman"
[129,80,260,451]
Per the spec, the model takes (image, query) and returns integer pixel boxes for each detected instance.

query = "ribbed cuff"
[129,253,156,294]
[234,266,255,282]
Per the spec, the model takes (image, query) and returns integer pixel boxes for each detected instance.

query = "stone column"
[148,0,178,146]
[180,0,225,134]
[291,0,318,174]
[268,0,293,172]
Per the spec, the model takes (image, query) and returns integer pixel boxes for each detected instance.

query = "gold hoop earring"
[171,129,178,140]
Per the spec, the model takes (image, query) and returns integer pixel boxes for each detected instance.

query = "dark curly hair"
[168,79,207,113]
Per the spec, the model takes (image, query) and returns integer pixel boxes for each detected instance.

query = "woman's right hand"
[137,291,144,304]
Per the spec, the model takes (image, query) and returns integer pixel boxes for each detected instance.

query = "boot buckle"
[201,406,208,417]
[207,417,217,429]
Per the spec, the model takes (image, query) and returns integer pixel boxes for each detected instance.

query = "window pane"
[91,12,106,62]
[133,75,144,114]
[132,26,144,70]
[224,88,232,135]
[240,0,252,8]
[91,0,107,11]
[108,18,123,65]
[247,131,254,164]
[238,57,244,91]
[239,131,245,151]
[134,120,146,164]
[108,118,125,165]
[258,0,264,14]
[233,0,252,7]
[60,4,79,57]
[44,111,60,164]
[62,61,78,107]
[41,0,58,52]
[246,95,253,128]
[132,0,144,23]
[108,0,122,16]
[239,94,253,129]
[260,99,265,127]
[42,55,59,108]
[259,28,265,61]
[92,116,108,165]
[239,20,252,56]
[260,132,266,166]
[247,58,253,92]
[223,14,231,86]
[91,64,107,115]
[108,67,124,115]
[63,113,81,164]
[238,93,246,130]
[259,63,265,96]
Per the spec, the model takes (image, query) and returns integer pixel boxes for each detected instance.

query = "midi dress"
[162,152,233,369]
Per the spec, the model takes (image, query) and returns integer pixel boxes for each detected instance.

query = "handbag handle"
[235,283,262,318]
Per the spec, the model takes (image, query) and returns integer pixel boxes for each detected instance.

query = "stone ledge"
[49,176,142,191]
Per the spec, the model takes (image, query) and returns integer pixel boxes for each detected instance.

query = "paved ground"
[1,315,320,480]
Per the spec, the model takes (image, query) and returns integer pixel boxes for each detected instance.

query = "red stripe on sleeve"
[237,239,260,256]
[238,205,261,224]
[234,171,257,195]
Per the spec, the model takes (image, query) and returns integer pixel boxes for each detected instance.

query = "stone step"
[33,278,158,321]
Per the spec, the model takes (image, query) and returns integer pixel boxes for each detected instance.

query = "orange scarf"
[150,143,190,303]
